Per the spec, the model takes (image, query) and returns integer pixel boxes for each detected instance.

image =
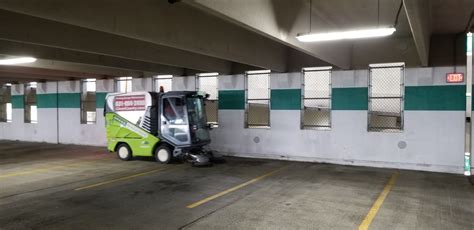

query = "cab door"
[160,96,191,146]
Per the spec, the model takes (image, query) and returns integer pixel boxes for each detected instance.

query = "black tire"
[116,143,132,161]
[154,145,172,164]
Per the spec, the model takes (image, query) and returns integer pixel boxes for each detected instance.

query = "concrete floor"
[0,141,473,230]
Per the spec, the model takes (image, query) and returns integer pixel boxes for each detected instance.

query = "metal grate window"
[196,73,218,126]
[81,79,96,124]
[368,63,405,132]
[301,67,332,129]
[245,70,270,128]
[115,77,132,93]
[24,82,37,123]
[0,84,12,122]
[154,75,173,92]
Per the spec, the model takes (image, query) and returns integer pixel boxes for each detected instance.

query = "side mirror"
[207,123,214,130]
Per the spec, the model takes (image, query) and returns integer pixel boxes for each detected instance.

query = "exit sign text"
[446,73,464,83]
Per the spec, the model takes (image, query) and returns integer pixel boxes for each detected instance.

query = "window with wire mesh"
[115,77,133,93]
[301,67,332,129]
[154,75,172,92]
[245,72,270,128]
[0,84,12,122]
[24,82,37,123]
[368,63,404,132]
[81,79,97,124]
[196,75,218,126]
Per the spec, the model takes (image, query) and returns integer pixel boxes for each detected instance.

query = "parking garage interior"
[0,0,474,229]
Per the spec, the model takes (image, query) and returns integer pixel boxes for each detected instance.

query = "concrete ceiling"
[0,0,472,83]
[430,0,474,34]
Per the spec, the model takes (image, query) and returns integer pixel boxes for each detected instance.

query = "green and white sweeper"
[104,90,214,166]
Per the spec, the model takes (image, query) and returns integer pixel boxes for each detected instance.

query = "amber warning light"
[446,73,464,83]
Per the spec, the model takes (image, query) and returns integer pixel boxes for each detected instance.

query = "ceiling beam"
[186,0,352,69]
[0,72,70,82]
[0,39,183,77]
[0,66,109,79]
[403,0,431,66]
[0,1,287,72]
[0,9,232,74]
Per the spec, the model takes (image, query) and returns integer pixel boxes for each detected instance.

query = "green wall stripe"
[8,85,471,111]
[219,90,245,110]
[333,87,368,110]
[58,93,81,108]
[271,89,301,110]
[37,94,58,108]
[405,85,465,111]
[96,92,108,108]
[12,95,24,109]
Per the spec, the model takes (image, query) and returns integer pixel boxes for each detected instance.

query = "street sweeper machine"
[104,90,214,166]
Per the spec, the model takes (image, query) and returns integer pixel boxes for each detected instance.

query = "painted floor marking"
[359,172,399,230]
[0,157,111,179]
[187,166,285,209]
[74,166,181,191]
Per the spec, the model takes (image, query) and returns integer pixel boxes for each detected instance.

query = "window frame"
[80,79,97,124]
[24,82,37,124]
[115,77,133,93]
[0,84,12,123]
[153,75,173,92]
[245,70,271,129]
[301,67,332,130]
[367,63,405,132]
[196,73,219,127]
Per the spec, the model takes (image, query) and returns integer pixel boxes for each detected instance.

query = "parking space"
[0,141,473,229]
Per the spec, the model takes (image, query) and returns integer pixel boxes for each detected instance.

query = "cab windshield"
[186,96,210,143]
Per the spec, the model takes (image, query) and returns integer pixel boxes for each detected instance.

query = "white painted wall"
[0,66,470,174]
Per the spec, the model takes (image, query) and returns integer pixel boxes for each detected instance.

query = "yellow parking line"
[187,167,285,209]
[0,157,110,179]
[359,172,399,230]
[75,166,180,191]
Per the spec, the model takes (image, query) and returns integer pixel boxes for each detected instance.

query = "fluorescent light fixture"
[29,82,37,88]
[303,66,333,71]
[246,70,271,75]
[155,75,173,79]
[197,72,219,77]
[0,57,37,65]
[296,27,396,42]
[5,83,12,87]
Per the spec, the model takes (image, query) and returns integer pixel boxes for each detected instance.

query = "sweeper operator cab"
[104,91,213,166]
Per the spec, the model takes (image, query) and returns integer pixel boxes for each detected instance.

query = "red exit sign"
[446,73,464,83]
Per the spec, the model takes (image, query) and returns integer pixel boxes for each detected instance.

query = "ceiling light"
[197,72,219,77]
[155,75,173,79]
[296,28,396,42]
[246,70,271,75]
[303,66,333,71]
[0,57,37,65]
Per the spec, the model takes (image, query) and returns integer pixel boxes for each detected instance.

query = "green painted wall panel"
[405,85,465,111]
[8,86,471,111]
[58,93,81,108]
[333,87,368,110]
[12,95,24,109]
[219,90,245,110]
[37,94,58,108]
[96,92,108,108]
[271,89,301,110]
